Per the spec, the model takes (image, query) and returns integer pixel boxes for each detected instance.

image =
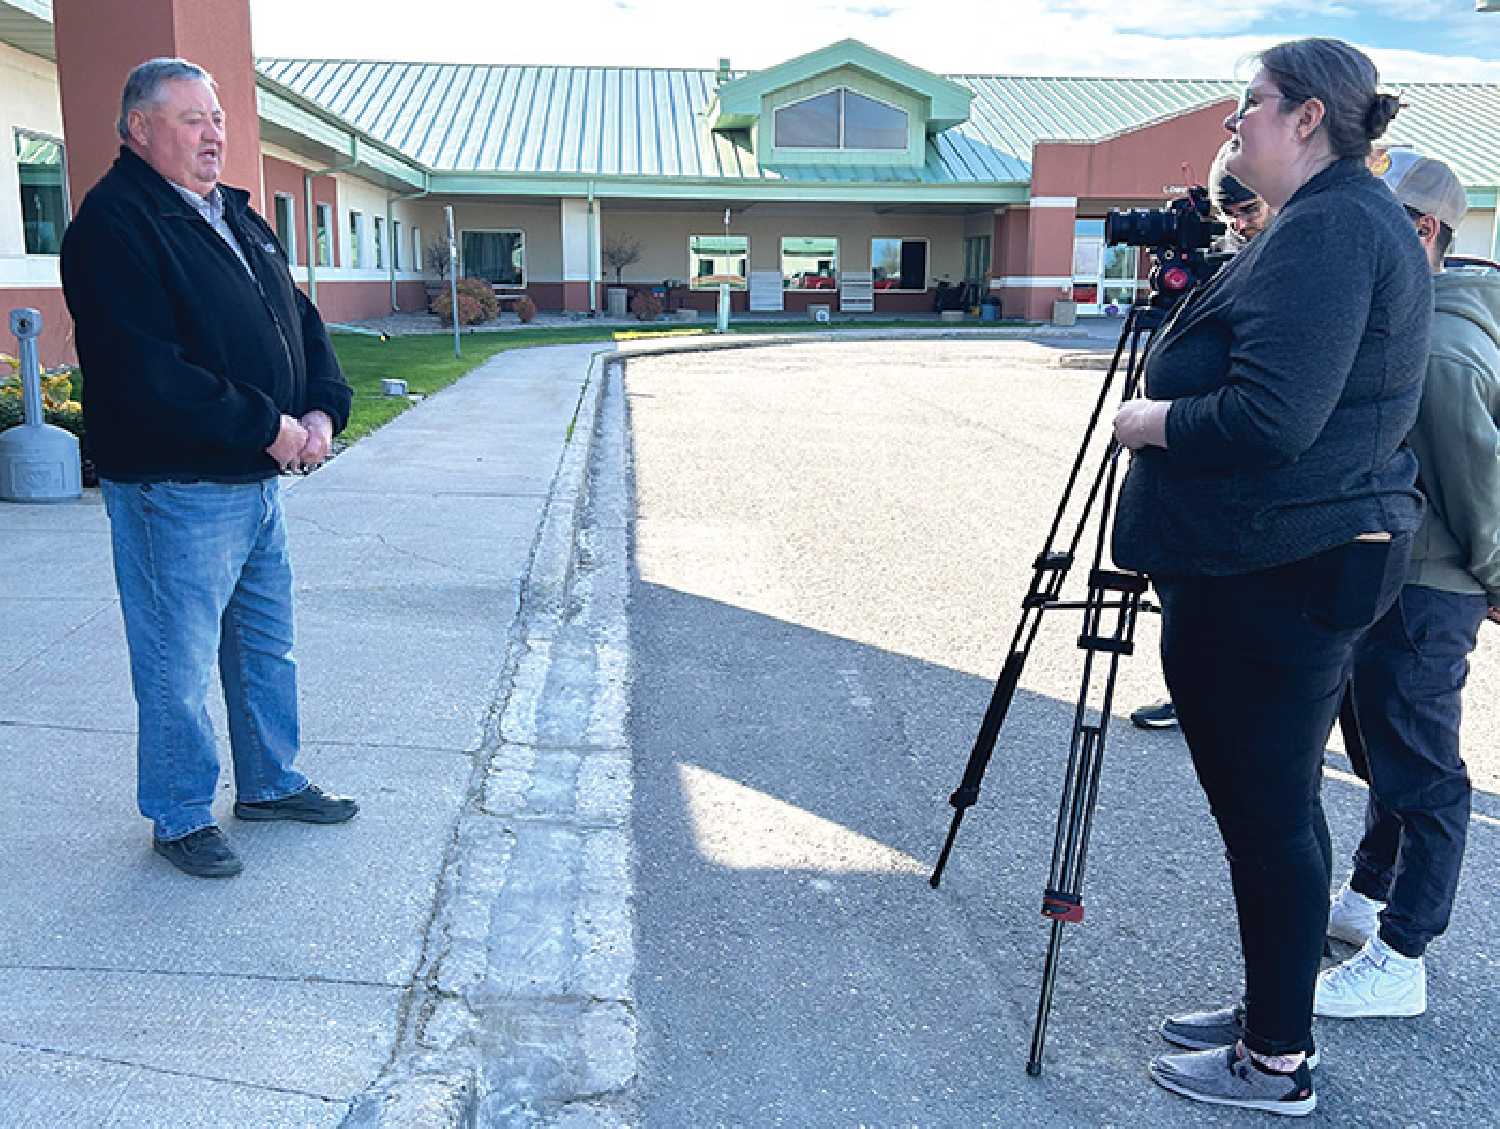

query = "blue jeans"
[101,479,308,841]
[1348,584,1485,958]
[1155,535,1409,1056]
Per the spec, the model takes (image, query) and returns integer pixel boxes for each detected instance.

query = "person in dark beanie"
[1208,137,1272,244]
[1111,38,1431,1115]
[60,58,358,878]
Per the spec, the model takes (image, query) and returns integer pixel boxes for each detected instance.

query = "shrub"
[514,295,537,323]
[429,277,500,326]
[630,291,662,322]
[0,362,83,436]
[0,396,84,439]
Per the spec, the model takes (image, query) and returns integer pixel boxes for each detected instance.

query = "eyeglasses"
[1231,88,1288,124]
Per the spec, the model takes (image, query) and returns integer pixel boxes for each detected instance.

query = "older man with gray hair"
[60,57,358,878]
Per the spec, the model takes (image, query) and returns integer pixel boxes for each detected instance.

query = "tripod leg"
[932,649,1029,886]
[932,548,1073,887]
[1025,570,1144,1075]
[1027,920,1067,1076]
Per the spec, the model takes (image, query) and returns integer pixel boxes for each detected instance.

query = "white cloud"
[247,0,1500,82]
[1048,1,1344,38]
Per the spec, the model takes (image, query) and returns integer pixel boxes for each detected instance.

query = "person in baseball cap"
[1374,146,1468,261]
[1319,146,1499,1023]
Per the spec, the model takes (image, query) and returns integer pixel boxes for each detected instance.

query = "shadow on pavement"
[629,581,1500,1128]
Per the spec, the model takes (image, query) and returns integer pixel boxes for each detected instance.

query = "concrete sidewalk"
[0,341,613,1127]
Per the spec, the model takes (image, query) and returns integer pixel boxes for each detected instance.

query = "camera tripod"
[929,300,1167,1076]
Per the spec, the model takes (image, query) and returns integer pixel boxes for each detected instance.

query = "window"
[462,230,525,286]
[349,210,364,269]
[775,91,839,148]
[315,202,332,267]
[689,235,748,289]
[412,226,422,275]
[774,88,907,150]
[871,237,928,291]
[273,193,296,264]
[15,130,67,254]
[373,216,384,269]
[843,91,907,150]
[781,236,838,291]
[393,220,402,271]
[963,235,991,284]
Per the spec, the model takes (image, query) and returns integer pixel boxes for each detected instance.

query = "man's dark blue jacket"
[61,147,352,483]
[1113,157,1433,577]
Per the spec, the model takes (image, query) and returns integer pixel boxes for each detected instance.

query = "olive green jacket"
[1407,266,1500,603]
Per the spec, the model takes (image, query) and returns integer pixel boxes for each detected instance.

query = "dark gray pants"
[1348,584,1486,959]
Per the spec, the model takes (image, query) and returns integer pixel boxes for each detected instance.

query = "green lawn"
[332,319,1029,445]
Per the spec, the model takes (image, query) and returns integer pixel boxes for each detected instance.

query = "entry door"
[1099,244,1140,315]
[1071,219,1105,314]
[1071,219,1139,316]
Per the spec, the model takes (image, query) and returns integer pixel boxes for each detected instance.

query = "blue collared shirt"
[170,181,253,277]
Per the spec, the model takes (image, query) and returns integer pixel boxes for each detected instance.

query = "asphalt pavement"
[621,339,1500,1128]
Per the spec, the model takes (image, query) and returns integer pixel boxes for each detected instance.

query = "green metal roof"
[255,59,1500,193]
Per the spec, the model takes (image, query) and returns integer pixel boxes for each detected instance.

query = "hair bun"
[1365,92,1401,139]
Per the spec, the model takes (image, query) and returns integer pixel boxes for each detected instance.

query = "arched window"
[773,88,907,150]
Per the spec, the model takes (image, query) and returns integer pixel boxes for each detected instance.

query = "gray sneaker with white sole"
[1159,1004,1319,1068]
[1150,1043,1316,1117]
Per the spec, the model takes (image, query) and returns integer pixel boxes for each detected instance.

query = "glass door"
[1072,220,1140,316]
[1100,243,1140,316]
[1071,219,1104,314]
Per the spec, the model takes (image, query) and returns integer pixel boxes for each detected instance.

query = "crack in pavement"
[0,1037,350,1104]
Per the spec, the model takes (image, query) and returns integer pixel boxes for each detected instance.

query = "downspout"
[303,137,360,306]
[587,180,598,315]
[387,185,430,312]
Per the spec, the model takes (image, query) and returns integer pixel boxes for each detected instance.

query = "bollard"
[0,308,81,502]
[716,281,730,334]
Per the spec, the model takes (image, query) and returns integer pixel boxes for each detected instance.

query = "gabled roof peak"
[711,38,973,133]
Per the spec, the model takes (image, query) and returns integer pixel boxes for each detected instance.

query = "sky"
[249,0,1500,83]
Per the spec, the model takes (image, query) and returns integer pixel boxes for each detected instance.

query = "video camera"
[1105,185,1229,309]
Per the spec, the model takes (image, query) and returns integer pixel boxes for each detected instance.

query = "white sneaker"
[1327,880,1384,946]
[1314,936,1427,1019]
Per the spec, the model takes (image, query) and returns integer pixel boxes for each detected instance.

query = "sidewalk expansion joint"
[0,962,403,991]
[0,719,134,736]
[0,1037,346,1104]
[309,737,479,757]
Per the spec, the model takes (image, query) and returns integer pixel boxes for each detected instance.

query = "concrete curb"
[523,350,613,625]
[354,346,617,1129]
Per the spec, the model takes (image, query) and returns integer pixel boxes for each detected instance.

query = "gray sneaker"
[1160,1004,1319,1068]
[1150,1043,1316,1117]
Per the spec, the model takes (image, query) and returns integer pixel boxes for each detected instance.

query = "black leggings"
[1154,537,1408,1056]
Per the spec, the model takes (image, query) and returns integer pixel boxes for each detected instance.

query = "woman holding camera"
[1111,37,1431,1116]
